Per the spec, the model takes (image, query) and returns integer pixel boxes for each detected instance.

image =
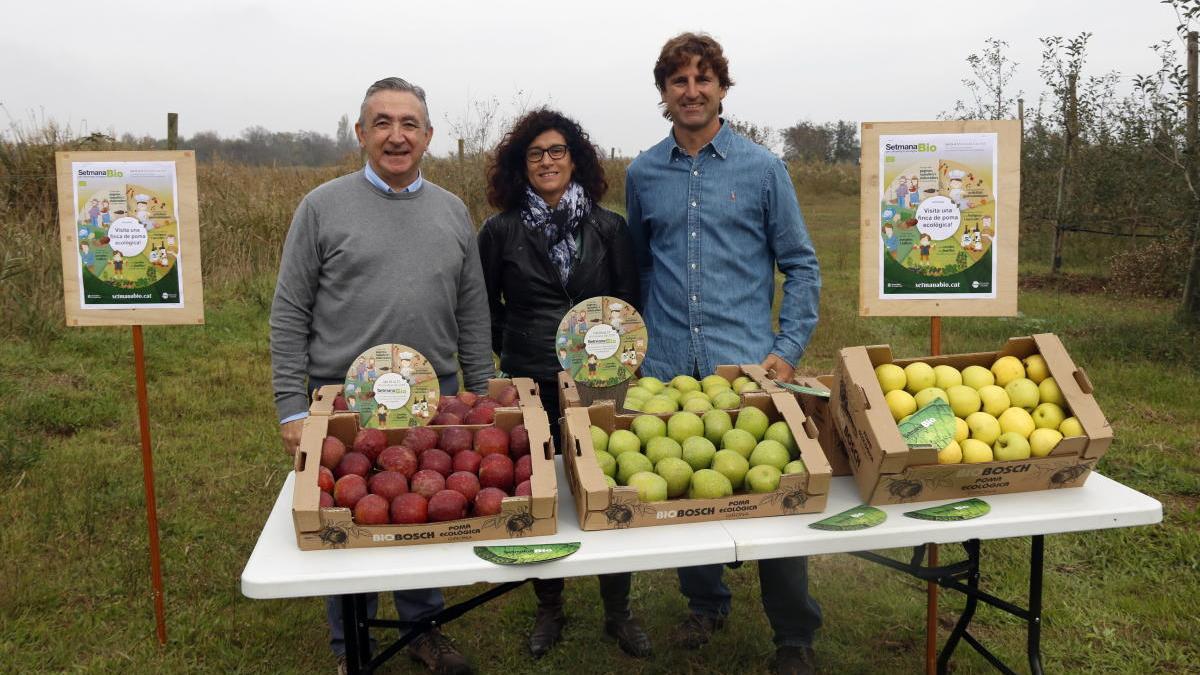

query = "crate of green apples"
[557,365,775,420]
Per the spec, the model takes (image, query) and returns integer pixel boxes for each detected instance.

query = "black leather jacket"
[477,206,640,382]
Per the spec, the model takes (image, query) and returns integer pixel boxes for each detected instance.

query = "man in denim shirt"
[626,33,823,675]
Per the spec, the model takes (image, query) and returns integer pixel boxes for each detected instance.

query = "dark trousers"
[678,557,822,648]
[533,573,634,619]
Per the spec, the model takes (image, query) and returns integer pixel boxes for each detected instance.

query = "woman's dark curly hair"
[486,108,608,211]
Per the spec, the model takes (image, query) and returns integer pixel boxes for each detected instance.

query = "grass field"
[1,180,1197,674]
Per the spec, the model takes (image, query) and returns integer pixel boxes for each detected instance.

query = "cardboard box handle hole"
[1073,367,1094,396]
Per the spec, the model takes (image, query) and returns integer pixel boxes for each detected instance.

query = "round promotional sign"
[555,296,647,387]
[343,344,440,428]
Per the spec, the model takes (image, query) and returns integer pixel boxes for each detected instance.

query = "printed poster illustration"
[878,133,997,299]
[71,161,184,308]
[343,344,440,429]
[556,296,647,387]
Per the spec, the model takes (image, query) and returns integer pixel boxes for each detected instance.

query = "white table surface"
[242,461,1162,601]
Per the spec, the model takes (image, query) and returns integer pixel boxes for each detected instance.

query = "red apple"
[514,454,533,486]
[354,494,390,525]
[458,391,479,407]
[443,400,472,419]
[452,450,481,474]
[317,466,335,492]
[438,395,460,412]
[473,487,506,516]
[474,426,510,457]
[428,489,468,522]
[509,425,531,458]
[319,491,335,508]
[430,412,462,426]
[446,471,481,502]
[514,480,532,497]
[496,385,518,407]
[334,451,372,479]
[419,448,453,477]
[368,471,409,501]
[479,454,514,492]
[439,427,473,455]
[390,493,428,524]
[320,436,346,470]
[410,469,446,499]
[353,428,388,462]
[464,406,496,425]
[333,474,368,509]
[377,445,418,477]
[402,427,439,453]
[332,395,349,411]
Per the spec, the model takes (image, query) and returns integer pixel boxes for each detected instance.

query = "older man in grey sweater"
[270,77,488,675]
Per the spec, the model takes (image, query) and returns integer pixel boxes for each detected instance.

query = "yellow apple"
[965,411,1001,445]
[933,365,963,390]
[885,389,917,422]
[961,438,993,463]
[903,362,936,395]
[991,355,1026,386]
[874,363,907,394]
[1059,417,1084,437]
[938,440,963,464]
[997,406,1036,438]
[1004,377,1041,412]
[1029,428,1063,457]
[914,387,949,409]
[946,384,982,417]
[961,365,995,390]
[993,431,1032,461]
[1022,354,1050,383]
[1039,377,1065,407]
[1032,402,1066,430]
[978,385,1011,417]
[954,417,969,443]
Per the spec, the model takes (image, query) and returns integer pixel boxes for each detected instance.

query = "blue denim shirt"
[625,121,821,379]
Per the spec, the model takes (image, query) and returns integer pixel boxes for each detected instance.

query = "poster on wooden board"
[56,150,204,326]
[859,120,1019,317]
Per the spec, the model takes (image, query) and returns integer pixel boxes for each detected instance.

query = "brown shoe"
[674,612,724,650]
[604,614,652,658]
[773,645,817,675]
[529,607,567,659]
[335,654,347,675]
[408,628,472,675]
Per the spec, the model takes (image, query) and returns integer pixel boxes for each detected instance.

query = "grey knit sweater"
[270,170,492,421]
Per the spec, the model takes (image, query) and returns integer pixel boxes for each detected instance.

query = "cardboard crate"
[789,375,852,477]
[561,393,831,530]
[291,406,556,549]
[830,333,1112,504]
[309,377,542,419]
[557,364,777,419]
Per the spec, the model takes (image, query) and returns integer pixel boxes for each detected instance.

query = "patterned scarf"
[520,181,590,285]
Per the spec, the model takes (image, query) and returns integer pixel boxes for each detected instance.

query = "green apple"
[1032,402,1065,430]
[589,425,609,453]
[749,440,791,470]
[903,361,936,394]
[1039,377,1065,407]
[655,457,694,498]
[731,375,752,393]
[689,469,733,499]
[616,452,654,485]
[631,414,667,446]
[764,421,798,459]
[681,436,718,471]
[667,411,705,445]
[885,389,918,422]
[991,355,1025,386]
[670,375,701,394]
[739,381,761,393]
[701,374,732,391]
[664,388,683,403]
[679,390,710,406]
[961,365,995,390]
[622,397,643,411]
[594,449,616,477]
[711,449,750,489]
[603,475,617,488]
[1029,428,1064,457]
[938,440,963,464]
[875,363,907,393]
[965,411,1001,445]
[703,385,730,401]
[783,459,807,475]
[607,429,641,457]
[734,406,770,441]
[702,409,733,445]
[624,386,653,402]
[961,438,993,463]
[954,416,969,443]
[914,387,949,409]
[946,384,982,418]
[1059,416,1084,437]
[642,395,678,414]
[933,364,964,390]
[746,464,783,493]
[720,428,758,459]
[637,377,666,394]
[645,436,683,465]
[1022,354,1050,383]
[712,389,742,409]
[997,406,1036,438]
[977,385,1010,417]
[993,431,1032,461]
[626,471,669,502]
[1004,377,1040,412]
[683,396,714,414]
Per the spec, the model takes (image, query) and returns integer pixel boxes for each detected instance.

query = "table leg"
[937,539,980,675]
[339,594,373,675]
[1028,535,1045,675]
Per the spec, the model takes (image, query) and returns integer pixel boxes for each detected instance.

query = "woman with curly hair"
[477,108,647,659]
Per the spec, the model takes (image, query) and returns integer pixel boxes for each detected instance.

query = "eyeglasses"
[526,144,569,163]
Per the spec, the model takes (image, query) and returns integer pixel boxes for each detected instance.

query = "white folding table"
[241,460,1161,674]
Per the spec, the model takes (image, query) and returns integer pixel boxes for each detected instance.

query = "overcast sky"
[2,0,1182,157]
